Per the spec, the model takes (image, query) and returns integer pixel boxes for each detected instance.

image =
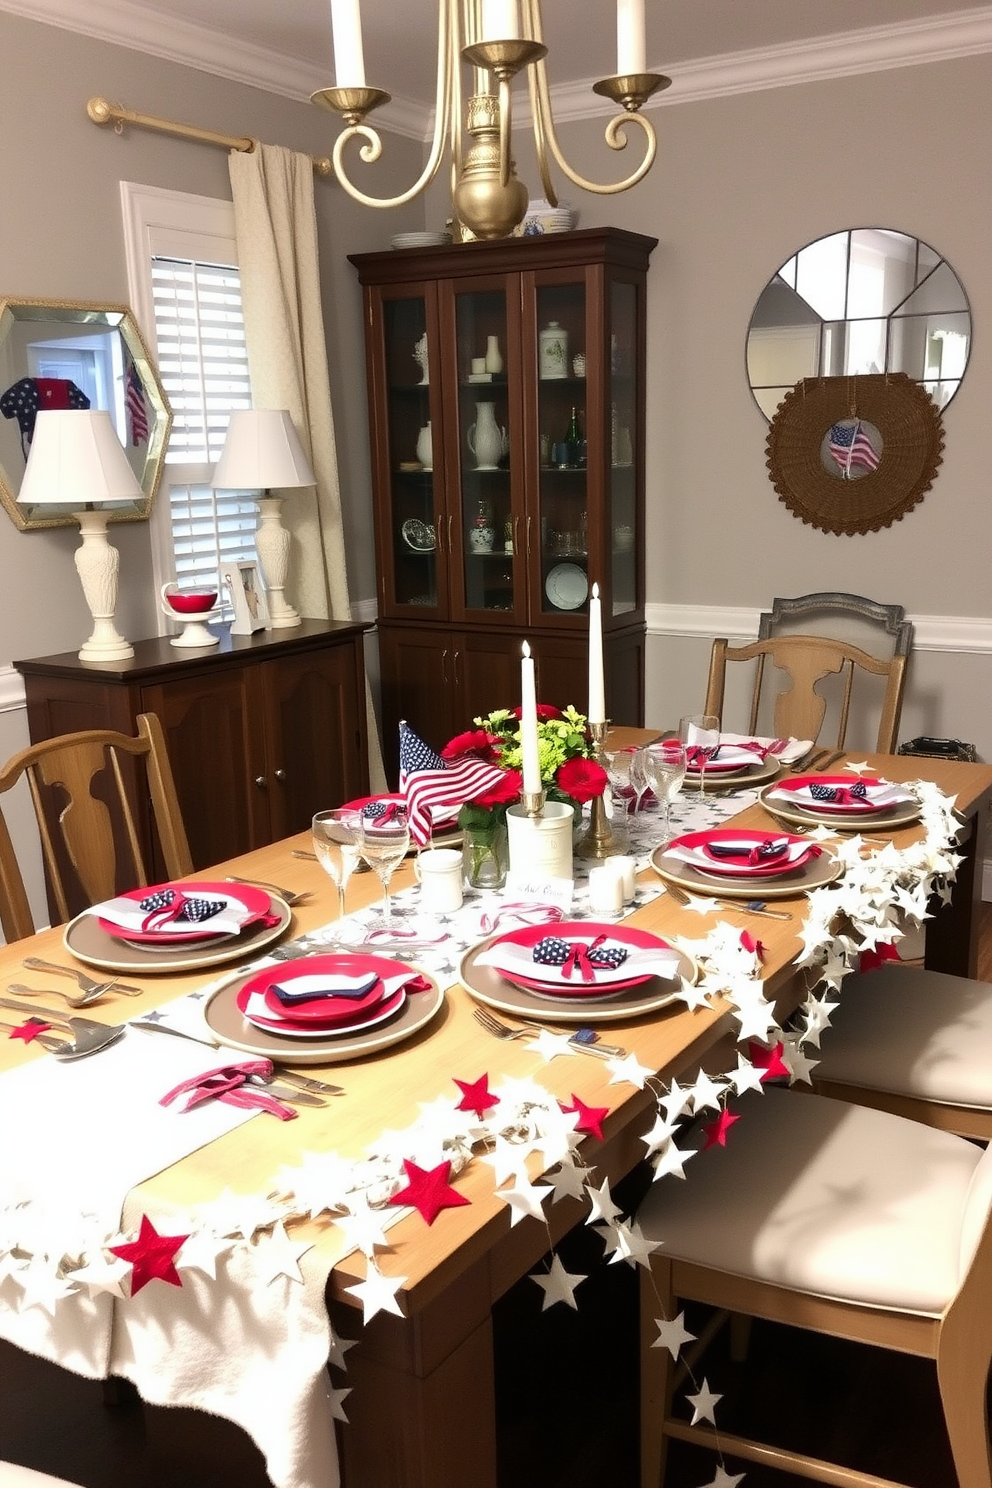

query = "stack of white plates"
[518,199,578,235]
[390,230,452,249]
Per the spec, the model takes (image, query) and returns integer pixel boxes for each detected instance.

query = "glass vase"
[463,821,508,890]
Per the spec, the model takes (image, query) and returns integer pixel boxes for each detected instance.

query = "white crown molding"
[0,666,26,714]
[4,0,992,139]
[645,603,992,655]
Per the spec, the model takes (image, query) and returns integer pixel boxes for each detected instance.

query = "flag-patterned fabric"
[0,377,90,458]
[828,419,880,477]
[398,721,508,845]
[125,355,150,446]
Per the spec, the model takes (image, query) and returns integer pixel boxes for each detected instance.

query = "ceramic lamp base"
[73,511,133,662]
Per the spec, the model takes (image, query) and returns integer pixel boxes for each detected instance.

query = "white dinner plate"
[545,562,588,610]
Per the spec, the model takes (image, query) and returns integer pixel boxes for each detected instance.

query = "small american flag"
[125,355,150,447]
[828,419,879,477]
[399,721,508,845]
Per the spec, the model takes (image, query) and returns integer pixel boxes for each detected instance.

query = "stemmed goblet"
[679,713,720,794]
[642,740,687,844]
[311,809,363,921]
[359,804,411,930]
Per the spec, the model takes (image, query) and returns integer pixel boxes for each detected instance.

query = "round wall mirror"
[0,298,172,530]
[746,228,972,421]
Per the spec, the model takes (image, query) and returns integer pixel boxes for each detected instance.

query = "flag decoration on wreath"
[399,721,507,845]
[827,418,880,477]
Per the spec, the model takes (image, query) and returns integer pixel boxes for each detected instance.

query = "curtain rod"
[87,97,333,176]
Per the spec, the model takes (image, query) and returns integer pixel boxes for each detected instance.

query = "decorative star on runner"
[748,1040,790,1081]
[110,1214,189,1295]
[388,1159,470,1225]
[9,1019,52,1043]
[702,1107,741,1150]
[453,1073,500,1119]
[559,1094,610,1142]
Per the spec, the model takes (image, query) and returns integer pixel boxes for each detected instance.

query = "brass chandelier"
[311,0,669,240]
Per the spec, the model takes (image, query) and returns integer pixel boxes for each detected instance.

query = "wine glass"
[629,747,652,813]
[679,713,720,794]
[311,809,362,921]
[359,805,411,930]
[642,740,687,843]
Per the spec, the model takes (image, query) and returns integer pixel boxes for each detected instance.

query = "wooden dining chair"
[0,711,193,939]
[704,631,908,753]
[810,962,992,1142]
[638,1085,992,1488]
[0,1464,86,1487]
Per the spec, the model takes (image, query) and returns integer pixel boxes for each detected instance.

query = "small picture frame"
[221,560,269,635]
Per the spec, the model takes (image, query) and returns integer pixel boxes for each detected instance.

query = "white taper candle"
[616,0,646,74]
[588,581,605,724]
[520,641,542,794]
[481,0,520,40]
[331,0,367,87]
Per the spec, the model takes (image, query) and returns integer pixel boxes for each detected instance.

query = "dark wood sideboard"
[14,620,371,898]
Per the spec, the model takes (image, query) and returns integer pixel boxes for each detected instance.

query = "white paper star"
[252,1222,314,1285]
[329,1386,352,1422]
[605,1219,662,1269]
[530,1027,580,1061]
[344,1266,407,1322]
[687,1376,722,1424]
[728,1053,765,1097]
[548,1161,592,1203]
[783,1035,820,1086]
[584,1176,623,1226]
[652,1311,696,1358]
[685,895,721,915]
[530,1252,586,1310]
[16,1260,77,1315]
[641,1110,682,1159]
[67,1252,131,1298]
[705,1469,746,1488]
[659,1079,692,1124]
[732,993,780,1044]
[481,1136,535,1188]
[328,1332,358,1369]
[334,1203,393,1258]
[688,1069,725,1115]
[606,1052,654,1088]
[652,1140,697,1182]
[499,1174,553,1225]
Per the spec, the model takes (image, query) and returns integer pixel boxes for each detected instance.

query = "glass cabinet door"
[450,284,518,620]
[609,278,638,617]
[382,294,440,612]
[534,281,589,619]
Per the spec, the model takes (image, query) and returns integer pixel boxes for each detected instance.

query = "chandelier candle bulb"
[588,582,605,725]
[616,0,646,75]
[330,0,367,87]
[520,641,542,797]
[481,0,519,40]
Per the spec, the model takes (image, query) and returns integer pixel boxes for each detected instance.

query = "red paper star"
[559,1094,610,1142]
[748,1040,790,1082]
[453,1073,500,1119]
[9,1019,52,1043]
[388,1159,470,1226]
[859,941,901,973]
[702,1107,742,1150]
[109,1214,189,1295]
[739,930,764,960]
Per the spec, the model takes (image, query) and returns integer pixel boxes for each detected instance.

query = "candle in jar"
[481,0,520,40]
[330,0,367,87]
[616,0,646,74]
[520,641,542,795]
[588,581,605,724]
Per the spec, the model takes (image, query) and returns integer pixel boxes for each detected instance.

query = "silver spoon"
[7,980,106,1009]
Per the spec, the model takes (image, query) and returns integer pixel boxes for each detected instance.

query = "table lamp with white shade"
[212,409,316,629]
[18,409,143,662]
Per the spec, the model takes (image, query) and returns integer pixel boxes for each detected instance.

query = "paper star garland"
[748,1040,790,1082]
[652,1310,696,1359]
[110,1215,189,1295]
[559,1094,609,1142]
[499,1174,553,1225]
[705,1470,746,1488]
[547,1159,592,1204]
[530,1252,586,1310]
[606,1051,654,1088]
[687,1377,722,1425]
[453,1073,499,1119]
[584,1176,623,1226]
[702,1107,741,1150]
[252,1222,314,1285]
[858,941,901,973]
[9,1019,52,1043]
[388,1159,470,1226]
[344,1265,407,1323]
[174,1231,234,1281]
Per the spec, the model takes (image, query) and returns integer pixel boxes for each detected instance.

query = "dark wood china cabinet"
[350,227,655,776]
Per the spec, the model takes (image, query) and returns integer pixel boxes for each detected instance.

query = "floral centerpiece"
[442,705,607,888]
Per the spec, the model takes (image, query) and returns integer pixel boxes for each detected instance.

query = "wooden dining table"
[1,740,990,1488]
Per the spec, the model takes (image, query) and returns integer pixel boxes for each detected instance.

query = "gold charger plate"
[758,783,921,833]
[63,897,293,973]
[682,755,781,793]
[458,937,697,1023]
[200,965,444,1065]
[651,844,840,900]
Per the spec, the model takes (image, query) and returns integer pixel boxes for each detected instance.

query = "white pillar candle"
[588,581,605,724]
[331,0,367,87]
[589,865,624,915]
[520,641,542,795]
[616,0,646,74]
[481,0,520,40]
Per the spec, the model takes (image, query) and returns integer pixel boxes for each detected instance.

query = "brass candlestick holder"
[521,788,546,819]
[574,720,623,860]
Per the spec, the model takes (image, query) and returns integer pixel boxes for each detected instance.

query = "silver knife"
[262,1082,327,1108]
[130,1019,344,1094]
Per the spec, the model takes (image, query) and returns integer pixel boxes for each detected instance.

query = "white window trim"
[120,181,243,629]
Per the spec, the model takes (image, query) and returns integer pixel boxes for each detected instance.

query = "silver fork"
[21,957,142,997]
[224,875,312,905]
[663,878,793,920]
[472,1006,626,1060]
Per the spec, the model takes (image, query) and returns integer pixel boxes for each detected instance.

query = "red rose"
[510,704,562,722]
[442,729,498,762]
[472,769,522,809]
[556,756,607,803]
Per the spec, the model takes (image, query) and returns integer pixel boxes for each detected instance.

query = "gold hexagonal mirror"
[0,298,172,530]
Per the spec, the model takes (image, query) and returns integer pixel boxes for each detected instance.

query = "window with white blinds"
[151,255,258,598]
